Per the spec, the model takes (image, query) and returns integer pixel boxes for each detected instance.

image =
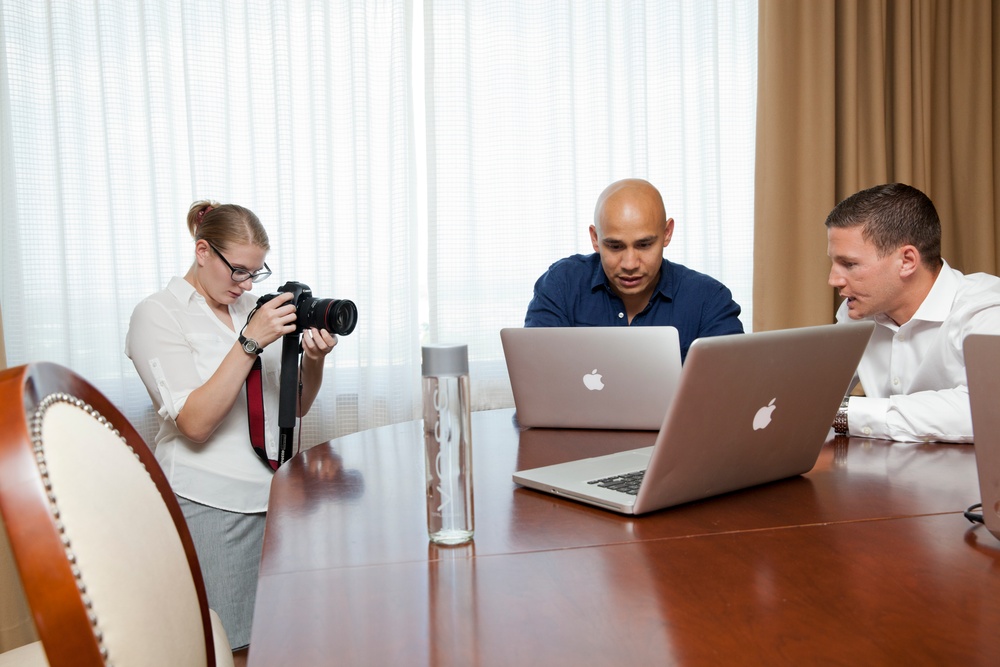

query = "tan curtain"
[754,0,1000,331]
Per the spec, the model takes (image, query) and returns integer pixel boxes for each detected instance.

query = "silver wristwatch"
[239,334,263,356]
[833,396,850,435]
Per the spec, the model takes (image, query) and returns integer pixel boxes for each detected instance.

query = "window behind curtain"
[422,1,757,408]
[0,0,756,444]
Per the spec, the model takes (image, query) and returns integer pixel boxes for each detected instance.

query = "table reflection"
[427,542,479,666]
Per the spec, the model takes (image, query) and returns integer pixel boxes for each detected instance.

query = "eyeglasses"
[208,243,272,283]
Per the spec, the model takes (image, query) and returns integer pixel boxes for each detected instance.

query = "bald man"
[524,178,743,361]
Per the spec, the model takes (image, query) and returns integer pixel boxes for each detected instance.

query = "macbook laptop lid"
[513,321,875,515]
[963,334,1000,540]
[500,327,682,430]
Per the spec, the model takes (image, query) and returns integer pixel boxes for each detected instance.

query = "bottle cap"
[421,344,469,377]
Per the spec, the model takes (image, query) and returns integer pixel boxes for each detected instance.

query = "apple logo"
[753,398,777,430]
[583,369,605,391]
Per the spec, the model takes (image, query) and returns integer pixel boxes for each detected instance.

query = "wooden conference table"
[249,409,1000,666]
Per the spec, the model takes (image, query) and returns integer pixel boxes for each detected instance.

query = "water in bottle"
[422,344,474,545]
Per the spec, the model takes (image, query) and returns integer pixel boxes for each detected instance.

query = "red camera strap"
[246,357,279,471]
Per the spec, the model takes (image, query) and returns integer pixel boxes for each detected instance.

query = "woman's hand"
[244,292,298,348]
[301,327,338,362]
[297,327,337,416]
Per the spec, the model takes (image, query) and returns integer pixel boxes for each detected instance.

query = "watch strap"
[239,334,262,355]
[833,396,850,435]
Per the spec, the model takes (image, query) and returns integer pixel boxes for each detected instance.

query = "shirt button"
[862,427,872,436]
[892,377,900,386]
[618,312,624,319]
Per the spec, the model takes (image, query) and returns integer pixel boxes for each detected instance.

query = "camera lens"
[327,299,358,336]
[302,297,358,336]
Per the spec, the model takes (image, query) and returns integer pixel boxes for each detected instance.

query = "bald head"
[594,178,667,235]
[589,178,674,320]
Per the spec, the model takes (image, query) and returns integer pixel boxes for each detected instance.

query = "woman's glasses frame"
[208,243,272,283]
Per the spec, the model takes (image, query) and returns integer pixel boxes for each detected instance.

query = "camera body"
[257,280,358,336]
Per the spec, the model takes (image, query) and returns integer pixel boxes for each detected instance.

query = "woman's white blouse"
[126,276,279,512]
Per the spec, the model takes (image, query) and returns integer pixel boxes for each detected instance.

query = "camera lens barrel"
[258,281,358,336]
[301,297,358,336]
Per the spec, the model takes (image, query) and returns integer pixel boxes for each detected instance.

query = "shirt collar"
[653,258,674,300]
[167,275,202,304]
[590,256,674,301]
[873,259,957,328]
[589,257,609,292]
[907,259,958,324]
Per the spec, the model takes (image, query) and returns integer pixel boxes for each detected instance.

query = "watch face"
[242,338,260,354]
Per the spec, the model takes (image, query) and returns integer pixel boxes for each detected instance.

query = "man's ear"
[589,224,600,252]
[663,217,675,247]
[898,245,921,278]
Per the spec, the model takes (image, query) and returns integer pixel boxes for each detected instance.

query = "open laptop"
[500,327,682,430]
[963,334,1000,541]
[513,321,875,514]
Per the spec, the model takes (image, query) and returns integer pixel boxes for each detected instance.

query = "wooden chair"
[0,363,233,667]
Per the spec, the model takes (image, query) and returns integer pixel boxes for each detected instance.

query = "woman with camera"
[126,200,336,666]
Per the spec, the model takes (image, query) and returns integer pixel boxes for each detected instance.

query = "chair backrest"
[0,363,219,667]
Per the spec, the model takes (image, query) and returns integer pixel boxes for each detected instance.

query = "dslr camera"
[257,280,358,336]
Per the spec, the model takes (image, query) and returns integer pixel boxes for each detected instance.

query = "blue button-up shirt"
[524,253,744,360]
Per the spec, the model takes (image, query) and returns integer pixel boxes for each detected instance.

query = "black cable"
[240,302,264,338]
[965,502,984,525]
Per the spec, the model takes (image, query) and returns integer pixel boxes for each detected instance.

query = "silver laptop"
[963,334,1000,541]
[501,327,682,430]
[513,321,875,514]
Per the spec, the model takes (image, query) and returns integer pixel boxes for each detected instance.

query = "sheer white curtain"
[0,0,417,445]
[0,0,756,444]
[423,0,758,409]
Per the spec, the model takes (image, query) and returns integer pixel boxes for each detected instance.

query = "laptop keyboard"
[588,469,646,496]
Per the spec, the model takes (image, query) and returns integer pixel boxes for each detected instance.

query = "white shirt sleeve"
[847,388,973,443]
[126,296,202,421]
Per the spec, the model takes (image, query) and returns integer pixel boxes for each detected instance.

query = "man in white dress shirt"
[826,183,1000,443]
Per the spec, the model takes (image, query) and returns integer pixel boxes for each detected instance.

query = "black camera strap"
[246,357,279,471]
[241,303,300,469]
[276,334,301,465]
[244,282,346,469]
